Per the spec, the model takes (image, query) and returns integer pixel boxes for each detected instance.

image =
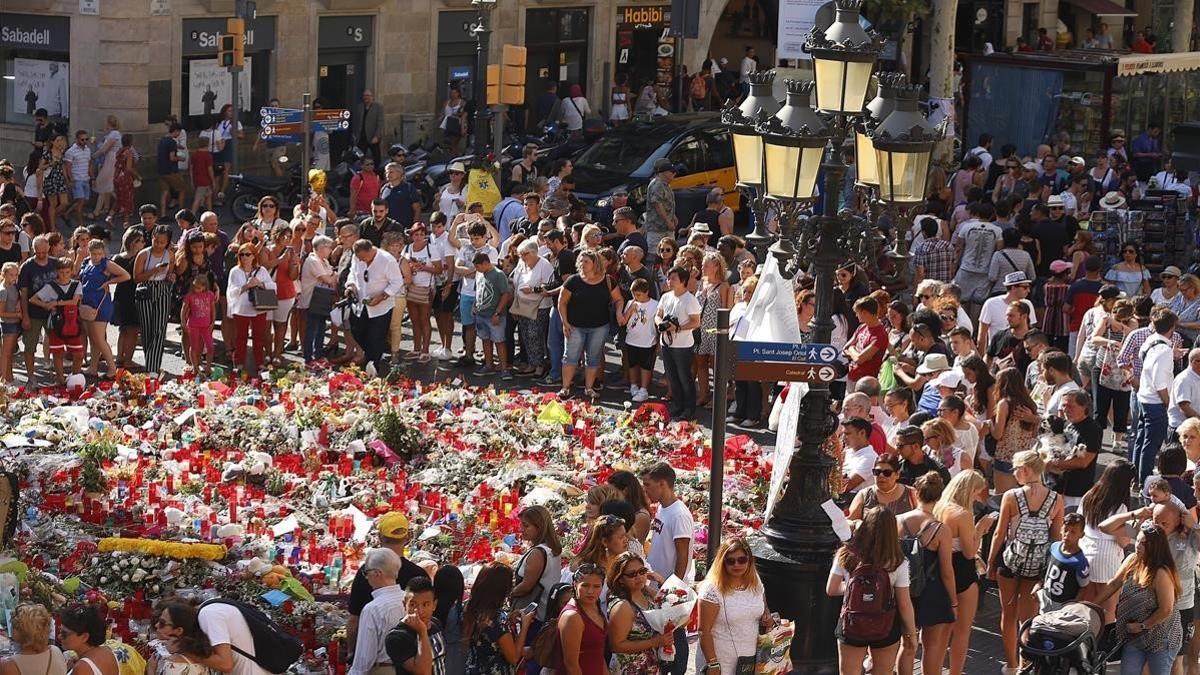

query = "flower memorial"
[1,368,774,662]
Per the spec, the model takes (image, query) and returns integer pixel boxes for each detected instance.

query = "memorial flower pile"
[1,368,776,656]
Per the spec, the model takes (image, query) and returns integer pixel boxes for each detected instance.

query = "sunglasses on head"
[872,468,895,477]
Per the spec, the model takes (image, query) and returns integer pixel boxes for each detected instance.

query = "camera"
[656,315,680,334]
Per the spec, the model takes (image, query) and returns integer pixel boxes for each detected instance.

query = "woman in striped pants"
[133,225,175,378]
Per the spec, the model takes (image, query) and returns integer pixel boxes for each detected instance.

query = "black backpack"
[200,598,303,674]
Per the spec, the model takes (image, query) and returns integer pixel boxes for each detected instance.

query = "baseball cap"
[1068,156,1086,167]
[653,158,678,174]
[1098,285,1121,300]
[377,512,410,538]
[1022,161,1038,171]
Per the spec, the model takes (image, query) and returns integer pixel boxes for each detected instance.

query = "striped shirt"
[913,238,955,283]
[1116,327,1183,386]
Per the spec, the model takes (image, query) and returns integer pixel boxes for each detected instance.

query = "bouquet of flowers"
[642,575,698,664]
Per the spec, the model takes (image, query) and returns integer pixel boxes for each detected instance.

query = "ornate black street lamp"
[725,71,782,260]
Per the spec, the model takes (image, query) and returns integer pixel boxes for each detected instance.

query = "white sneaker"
[629,384,637,395]
[632,387,648,403]
[436,347,453,360]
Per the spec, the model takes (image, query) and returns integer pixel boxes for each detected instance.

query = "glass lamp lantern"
[855,72,905,186]
[728,70,781,188]
[806,0,879,115]
[872,84,940,204]
[760,83,828,203]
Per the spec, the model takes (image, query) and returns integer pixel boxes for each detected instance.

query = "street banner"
[765,381,805,519]
[188,57,252,117]
[777,0,824,60]
[12,59,69,117]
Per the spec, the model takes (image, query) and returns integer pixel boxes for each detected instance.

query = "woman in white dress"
[696,537,772,675]
[147,600,214,675]
[610,73,631,124]
[1080,460,1137,623]
[90,115,122,220]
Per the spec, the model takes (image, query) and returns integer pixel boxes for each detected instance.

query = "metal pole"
[301,92,311,207]
[230,68,240,175]
[708,308,731,566]
[473,9,491,159]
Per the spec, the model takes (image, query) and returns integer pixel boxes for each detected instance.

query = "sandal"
[584,388,599,400]
[417,353,431,363]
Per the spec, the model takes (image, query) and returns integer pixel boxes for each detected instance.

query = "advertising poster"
[777,0,825,60]
[187,57,252,117]
[12,59,70,117]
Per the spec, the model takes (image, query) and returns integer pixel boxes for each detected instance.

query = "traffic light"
[217,34,236,69]
[486,64,500,106]
[227,18,245,69]
[500,44,527,105]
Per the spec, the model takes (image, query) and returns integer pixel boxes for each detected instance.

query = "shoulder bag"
[509,267,542,320]
[248,268,278,311]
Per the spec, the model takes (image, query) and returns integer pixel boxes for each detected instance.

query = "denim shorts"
[565,325,608,368]
[475,313,505,342]
[993,459,1013,474]
[72,180,91,200]
[459,293,476,326]
[0,322,20,336]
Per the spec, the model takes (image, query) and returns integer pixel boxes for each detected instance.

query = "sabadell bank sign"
[0,14,71,52]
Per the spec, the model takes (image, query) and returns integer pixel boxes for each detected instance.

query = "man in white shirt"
[1132,308,1178,482]
[349,548,408,675]
[346,239,406,373]
[977,272,1038,356]
[1058,175,1089,217]
[63,130,93,229]
[966,133,994,172]
[1169,348,1200,433]
[196,601,271,675]
[639,461,694,675]
[840,417,878,495]
[739,46,757,88]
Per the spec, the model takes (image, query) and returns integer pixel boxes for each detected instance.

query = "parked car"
[569,113,739,219]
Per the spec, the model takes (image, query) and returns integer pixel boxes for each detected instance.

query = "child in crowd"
[1037,512,1089,612]
[382,232,410,362]
[1145,476,1188,511]
[0,262,20,383]
[30,257,84,386]
[190,136,215,214]
[179,275,217,376]
[619,278,658,402]
[471,252,512,378]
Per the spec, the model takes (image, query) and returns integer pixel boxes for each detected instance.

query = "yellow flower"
[97,538,227,561]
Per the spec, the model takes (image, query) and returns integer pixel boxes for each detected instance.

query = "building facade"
[0,0,738,164]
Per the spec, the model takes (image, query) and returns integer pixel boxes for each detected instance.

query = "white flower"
[121,574,130,582]
[129,557,141,567]
[152,584,160,593]
[100,576,108,583]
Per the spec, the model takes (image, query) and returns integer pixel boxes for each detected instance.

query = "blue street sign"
[260,107,302,116]
[735,341,840,364]
[259,133,303,143]
[313,118,350,132]
[261,110,303,125]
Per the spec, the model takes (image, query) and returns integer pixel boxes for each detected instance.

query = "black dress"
[111,253,138,328]
[909,520,956,627]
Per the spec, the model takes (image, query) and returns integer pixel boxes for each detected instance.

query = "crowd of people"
[823,131,1200,674]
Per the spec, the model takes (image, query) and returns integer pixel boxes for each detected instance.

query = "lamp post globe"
[725,70,782,259]
[855,72,905,187]
[760,80,828,264]
[808,0,878,115]
[872,83,940,204]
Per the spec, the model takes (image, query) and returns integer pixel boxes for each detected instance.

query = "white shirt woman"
[512,254,554,310]
[298,247,334,310]
[695,579,767,675]
[227,265,276,317]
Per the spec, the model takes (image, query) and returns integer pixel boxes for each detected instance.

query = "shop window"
[181,56,272,131]
[1,50,70,127]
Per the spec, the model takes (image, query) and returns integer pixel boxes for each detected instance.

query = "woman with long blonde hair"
[933,470,996,675]
[987,450,1064,675]
[696,538,771,675]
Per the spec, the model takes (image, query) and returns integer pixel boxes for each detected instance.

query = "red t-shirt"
[847,322,888,380]
[191,150,214,187]
[351,172,381,214]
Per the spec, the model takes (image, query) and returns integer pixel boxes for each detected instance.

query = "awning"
[1064,0,1138,16]
[1117,52,1200,76]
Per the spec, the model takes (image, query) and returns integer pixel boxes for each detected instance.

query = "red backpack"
[837,554,896,643]
[47,282,81,340]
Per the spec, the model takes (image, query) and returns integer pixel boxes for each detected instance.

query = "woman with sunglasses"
[991,159,1022,204]
[0,603,67,675]
[923,417,971,478]
[695,538,770,675]
[987,450,1064,675]
[849,453,917,522]
[263,225,300,365]
[607,551,673,674]
[896,473,956,675]
[933,470,994,675]
[1093,520,1183,675]
[558,564,608,675]
[147,599,213,675]
[436,165,467,221]
[59,605,118,675]
[828,506,916,675]
[226,242,276,375]
[1104,242,1151,298]
[132,224,175,378]
[565,515,630,591]
[654,238,678,295]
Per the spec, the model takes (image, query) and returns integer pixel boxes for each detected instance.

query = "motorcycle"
[228,164,341,222]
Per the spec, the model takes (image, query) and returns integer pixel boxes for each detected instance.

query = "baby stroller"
[1018,602,1123,675]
